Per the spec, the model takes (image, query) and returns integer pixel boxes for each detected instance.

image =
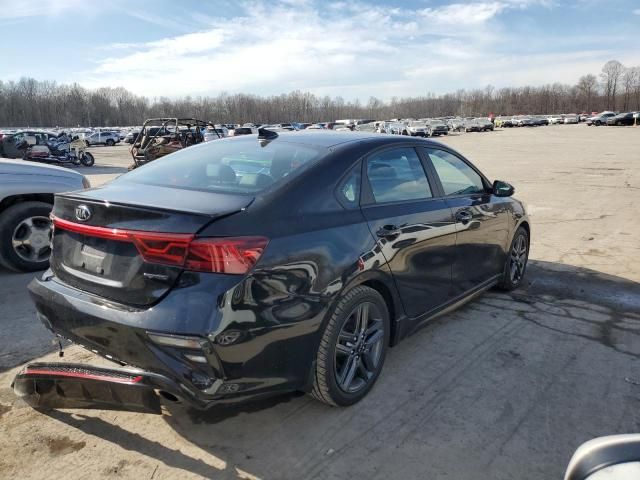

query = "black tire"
[0,201,52,272]
[106,139,115,146]
[497,226,529,291]
[84,140,90,148]
[311,285,390,407]
[80,152,95,166]
[595,120,601,126]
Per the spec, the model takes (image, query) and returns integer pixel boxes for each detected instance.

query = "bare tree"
[577,74,598,112]
[622,67,639,112]
[600,60,625,111]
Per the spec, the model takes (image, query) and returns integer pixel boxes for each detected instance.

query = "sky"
[1,0,639,100]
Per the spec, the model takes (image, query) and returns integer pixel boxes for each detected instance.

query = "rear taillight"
[52,216,268,274]
[128,231,192,266]
[186,237,268,274]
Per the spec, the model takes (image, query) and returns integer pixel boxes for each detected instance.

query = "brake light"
[128,231,192,266]
[52,216,267,274]
[186,237,268,274]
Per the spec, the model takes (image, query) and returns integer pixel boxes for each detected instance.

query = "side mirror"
[565,435,640,480]
[493,180,515,197]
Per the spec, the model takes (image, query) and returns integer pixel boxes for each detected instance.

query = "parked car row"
[493,111,638,128]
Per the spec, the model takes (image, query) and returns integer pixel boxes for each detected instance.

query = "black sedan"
[606,112,637,126]
[15,130,530,412]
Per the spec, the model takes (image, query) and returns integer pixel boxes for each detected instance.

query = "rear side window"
[337,163,361,208]
[119,137,324,194]
[366,147,432,203]
[425,148,486,196]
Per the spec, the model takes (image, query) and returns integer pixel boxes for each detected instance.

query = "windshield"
[118,136,325,194]
[409,121,425,126]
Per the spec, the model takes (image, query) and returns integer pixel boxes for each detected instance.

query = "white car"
[203,126,228,142]
[84,131,120,146]
[547,115,563,125]
[406,121,429,137]
[563,114,579,124]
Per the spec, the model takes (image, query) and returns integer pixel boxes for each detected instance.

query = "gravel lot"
[1,125,639,480]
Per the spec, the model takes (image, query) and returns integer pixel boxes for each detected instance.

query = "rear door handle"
[456,210,473,224]
[376,225,402,238]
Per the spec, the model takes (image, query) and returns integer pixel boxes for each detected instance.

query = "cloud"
[0,0,91,19]
[419,2,507,25]
[633,8,640,15]
[78,0,639,100]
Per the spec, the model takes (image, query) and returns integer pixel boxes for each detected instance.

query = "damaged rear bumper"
[12,362,209,414]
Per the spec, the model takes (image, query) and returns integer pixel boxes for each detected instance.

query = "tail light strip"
[51,216,268,274]
[24,367,143,385]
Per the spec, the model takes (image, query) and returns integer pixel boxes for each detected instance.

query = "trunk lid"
[50,183,253,306]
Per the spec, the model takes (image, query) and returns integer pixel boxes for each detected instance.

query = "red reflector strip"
[52,216,131,241]
[24,368,143,385]
[51,216,268,273]
[52,216,194,267]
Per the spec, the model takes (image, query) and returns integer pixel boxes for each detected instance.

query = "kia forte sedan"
[14,130,530,413]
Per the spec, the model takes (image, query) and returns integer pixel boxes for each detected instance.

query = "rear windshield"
[118,137,325,194]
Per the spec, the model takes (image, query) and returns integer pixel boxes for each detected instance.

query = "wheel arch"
[517,219,531,245]
[0,193,54,215]
[340,272,405,346]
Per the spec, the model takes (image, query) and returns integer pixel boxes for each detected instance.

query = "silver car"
[84,131,120,146]
[0,160,88,271]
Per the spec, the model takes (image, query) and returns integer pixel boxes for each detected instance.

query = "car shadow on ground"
[41,260,640,480]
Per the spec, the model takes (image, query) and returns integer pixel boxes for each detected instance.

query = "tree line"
[1,60,638,128]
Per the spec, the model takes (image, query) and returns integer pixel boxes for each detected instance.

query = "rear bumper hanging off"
[11,362,198,414]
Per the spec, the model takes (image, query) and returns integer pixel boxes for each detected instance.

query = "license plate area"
[80,243,108,274]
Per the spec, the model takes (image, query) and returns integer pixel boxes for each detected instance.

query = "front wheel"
[311,286,389,407]
[106,139,115,146]
[80,152,95,166]
[497,226,529,291]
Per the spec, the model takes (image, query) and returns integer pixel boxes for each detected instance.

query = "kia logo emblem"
[75,205,92,222]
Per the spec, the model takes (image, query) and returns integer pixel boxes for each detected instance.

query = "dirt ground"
[1,124,639,480]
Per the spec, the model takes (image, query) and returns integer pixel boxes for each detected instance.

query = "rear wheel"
[0,201,52,272]
[311,286,389,406]
[106,139,115,146]
[80,152,95,166]
[497,226,529,291]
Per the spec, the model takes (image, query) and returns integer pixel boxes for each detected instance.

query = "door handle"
[456,210,473,224]
[376,225,402,238]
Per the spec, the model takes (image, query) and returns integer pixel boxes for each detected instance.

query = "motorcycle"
[21,134,95,167]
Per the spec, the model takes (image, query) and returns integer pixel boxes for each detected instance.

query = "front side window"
[366,148,432,203]
[425,148,486,196]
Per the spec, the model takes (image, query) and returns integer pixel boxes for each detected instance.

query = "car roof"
[0,158,85,177]
[256,130,446,149]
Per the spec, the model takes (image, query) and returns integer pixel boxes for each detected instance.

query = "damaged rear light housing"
[52,216,268,274]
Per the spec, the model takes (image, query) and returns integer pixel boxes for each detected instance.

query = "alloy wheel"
[509,234,528,284]
[12,216,52,263]
[334,302,385,394]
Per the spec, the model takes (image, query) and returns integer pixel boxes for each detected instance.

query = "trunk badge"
[75,204,92,222]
